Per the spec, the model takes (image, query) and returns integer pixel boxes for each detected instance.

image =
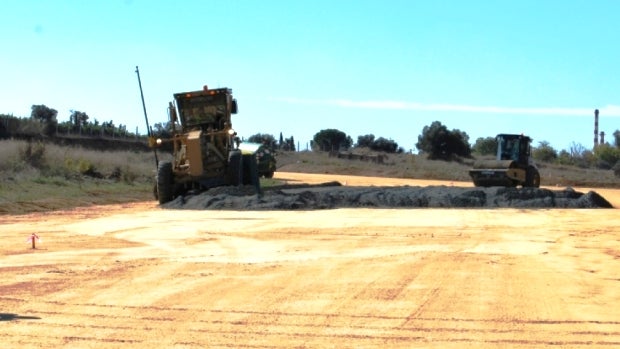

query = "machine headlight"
[156,138,162,145]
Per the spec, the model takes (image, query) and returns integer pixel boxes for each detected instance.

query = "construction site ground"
[1,172,619,348]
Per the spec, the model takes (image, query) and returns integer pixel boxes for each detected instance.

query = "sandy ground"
[1,172,620,348]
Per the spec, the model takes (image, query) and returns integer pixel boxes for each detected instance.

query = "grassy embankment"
[0,139,156,214]
[276,150,620,188]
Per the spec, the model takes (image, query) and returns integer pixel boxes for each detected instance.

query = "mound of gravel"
[161,183,613,210]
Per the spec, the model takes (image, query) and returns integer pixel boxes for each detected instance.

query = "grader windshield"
[173,87,237,131]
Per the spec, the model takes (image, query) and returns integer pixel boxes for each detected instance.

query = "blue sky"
[1,0,618,152]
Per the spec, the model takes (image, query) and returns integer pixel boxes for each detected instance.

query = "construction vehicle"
[469,134,540,188]
[238,142,277,178]
[149,85,259,204]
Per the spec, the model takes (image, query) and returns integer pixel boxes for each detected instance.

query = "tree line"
[1,104,138,140]
[5,104,620,173]
[305,120,620,173]
[243,129,404,154]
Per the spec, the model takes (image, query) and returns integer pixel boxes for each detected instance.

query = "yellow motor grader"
[149,85,259,204]
[469,134,540,188]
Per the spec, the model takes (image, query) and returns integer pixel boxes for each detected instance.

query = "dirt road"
[1,172,619,348]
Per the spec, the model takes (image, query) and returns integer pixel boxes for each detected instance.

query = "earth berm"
[163,183,613,210]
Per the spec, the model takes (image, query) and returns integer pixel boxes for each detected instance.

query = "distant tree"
[614,129,620,148]
[454,129,470,147]
[370,137,399,153]
[313,129,353,151]
[356,134,375,148]
[0,114,11,138]
[151,122,171,138]
[556,149,572,165]
[532,141,557,163]
[30,104,58,136]
[472,137,497,156]
[275,133,296,151]
[280,135,295,151]
[356,134,399,153]
[30,104,58,123]
[569,142,587,158]
[563,142,595,168]
[69,110,89,129]
[248,133,277,150]
[415,121,471,160]
[593,143,620,169]
[118,124,127,136]
[101,120,116,136]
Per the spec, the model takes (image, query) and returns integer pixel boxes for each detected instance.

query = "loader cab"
[497,134,531,164]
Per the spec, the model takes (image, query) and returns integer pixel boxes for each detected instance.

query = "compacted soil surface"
[1,172,619,348]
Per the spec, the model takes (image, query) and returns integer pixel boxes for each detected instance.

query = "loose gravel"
[162,183,613,210]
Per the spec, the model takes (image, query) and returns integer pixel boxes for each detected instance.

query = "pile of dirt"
[162,183,613,210]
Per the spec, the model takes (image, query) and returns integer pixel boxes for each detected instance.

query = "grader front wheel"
[157,161,174,204]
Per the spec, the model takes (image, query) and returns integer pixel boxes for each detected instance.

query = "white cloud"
[271,97,620,117]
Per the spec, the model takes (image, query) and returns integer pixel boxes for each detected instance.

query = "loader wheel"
[264,171,274,179]
[228,150,243,186]
[532,172,541,188]
[525,167,540,188]
[157,161,174,204]
[242,154,259,185]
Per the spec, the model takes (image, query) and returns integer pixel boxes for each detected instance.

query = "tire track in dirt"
[2,180,620,348]
[6,249,620,349]
[5,299,619,348]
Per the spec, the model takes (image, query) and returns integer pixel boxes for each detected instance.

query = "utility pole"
[135,66,159,167]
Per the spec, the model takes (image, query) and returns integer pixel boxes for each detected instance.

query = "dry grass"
[276,151,620,188]
[0,139,156,214]
[0,139,155,181]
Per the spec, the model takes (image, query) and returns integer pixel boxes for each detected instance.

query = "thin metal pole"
[135,66,159,167]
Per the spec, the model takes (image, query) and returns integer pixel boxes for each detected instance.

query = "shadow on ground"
[0,313,41,321]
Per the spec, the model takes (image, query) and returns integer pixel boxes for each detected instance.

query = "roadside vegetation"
[0,139,155,214]
[276,150,619,188]
[1,108,619,215]
[1,134,618,215]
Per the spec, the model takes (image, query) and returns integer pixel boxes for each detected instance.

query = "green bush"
[613,160,620,178]
[19,141,46,168]
[532,141,557,163]
[416,121,471,160]
[472,137,497,155]
[593,144,620,169]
